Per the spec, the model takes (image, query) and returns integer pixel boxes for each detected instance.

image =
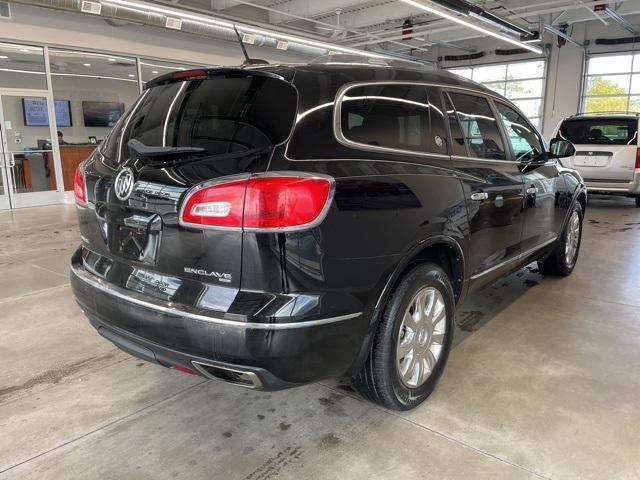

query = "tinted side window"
[340,84,445,154]
[447,92,507,160]
[495,103,544,162]
[444,94,468,156]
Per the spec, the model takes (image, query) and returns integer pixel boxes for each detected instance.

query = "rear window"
[100,74,297,163]
[557,119,638,145]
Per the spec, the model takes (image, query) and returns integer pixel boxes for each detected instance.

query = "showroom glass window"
[495,103,544,162]
[0,43,47,89]
[340,84,448,155]
[139,58,206,87]
[581,53,640,114]
[447,92,507,160]
[48,50,140,190]
[449,60,546,128]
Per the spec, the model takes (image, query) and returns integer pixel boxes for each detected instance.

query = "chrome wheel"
[565,210,581,266]
[396,287,447,388]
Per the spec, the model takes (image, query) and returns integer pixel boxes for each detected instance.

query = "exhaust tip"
[191,361,263,389]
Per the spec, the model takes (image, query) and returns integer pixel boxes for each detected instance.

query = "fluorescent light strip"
[51,72,138,82]
[400,0,543,55]
[101,0,390,59]
[0,67,45,75]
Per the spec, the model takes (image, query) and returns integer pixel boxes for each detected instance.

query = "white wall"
[1,4,309,66]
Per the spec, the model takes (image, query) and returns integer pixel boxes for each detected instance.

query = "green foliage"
[585,77,634,113]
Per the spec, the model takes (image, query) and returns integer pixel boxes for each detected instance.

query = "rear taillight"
[180,179,246,229]
[636,148,640,169]
[74,165,86,205]
[179,174,334,231]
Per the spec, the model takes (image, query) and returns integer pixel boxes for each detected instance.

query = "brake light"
[180,175,334,231]
[244,177,333,230]
[172,69,207,82]
[74,165,86,205]
[636,148,640,169]
[181,179,246,228]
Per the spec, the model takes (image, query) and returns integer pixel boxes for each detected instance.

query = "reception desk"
[19,145,97,193]
[59,145,97,191]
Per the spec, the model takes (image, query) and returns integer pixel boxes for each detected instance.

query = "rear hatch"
[557,117,638,183]
[77,68,298,312]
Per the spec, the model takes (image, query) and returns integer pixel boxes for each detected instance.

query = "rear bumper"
[70,248,370,389]
[585,170,640,195]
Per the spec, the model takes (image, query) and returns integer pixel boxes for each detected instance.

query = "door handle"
[8,152,15,168]
[470,192,489,201]
[526,186,537,195]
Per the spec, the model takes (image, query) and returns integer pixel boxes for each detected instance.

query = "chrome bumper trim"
[71,264,362,330]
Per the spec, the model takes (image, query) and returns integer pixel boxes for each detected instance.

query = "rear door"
[78,70,298,307]
[445,91,525,286]
[557,117,638,183]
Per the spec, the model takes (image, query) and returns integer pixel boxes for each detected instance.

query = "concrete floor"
[1,196,639,480]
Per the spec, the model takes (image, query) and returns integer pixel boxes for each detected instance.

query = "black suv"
[71,60,585,410]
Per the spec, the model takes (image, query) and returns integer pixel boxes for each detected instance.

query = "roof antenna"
[233,25,269,66]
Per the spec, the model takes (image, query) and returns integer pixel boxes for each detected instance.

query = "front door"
[494,101,564,252]
[444,91,525,287]
[0,90,63,209]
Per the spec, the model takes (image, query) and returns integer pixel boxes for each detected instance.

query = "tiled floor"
[1,196,639,479]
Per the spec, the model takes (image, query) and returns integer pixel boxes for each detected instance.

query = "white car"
[553,114,640,207]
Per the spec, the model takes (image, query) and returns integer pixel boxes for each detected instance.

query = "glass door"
[0,90,63,209]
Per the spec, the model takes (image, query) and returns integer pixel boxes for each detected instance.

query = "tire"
[351,263,455,411]
[540,202,583,276]
[635,196,640,208]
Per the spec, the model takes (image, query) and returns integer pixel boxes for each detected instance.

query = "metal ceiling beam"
[543,23,584,47]
[602,6,640,34]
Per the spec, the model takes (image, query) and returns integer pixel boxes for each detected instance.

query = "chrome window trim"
[333,81,511,160]
[470,236,558,280]
[72,263,362,330]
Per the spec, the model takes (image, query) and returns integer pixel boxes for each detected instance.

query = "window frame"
[493,99,546,163]
[443,89,513,163]
[333,81,541,164]
[333,81,452,160]
[581,52,640,114]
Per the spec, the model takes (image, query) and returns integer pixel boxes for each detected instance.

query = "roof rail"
[569,111,640,117]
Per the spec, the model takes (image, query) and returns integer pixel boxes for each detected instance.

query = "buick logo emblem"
[114,168,135,201]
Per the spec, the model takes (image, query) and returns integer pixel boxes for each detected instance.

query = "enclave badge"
[114,168,135,201]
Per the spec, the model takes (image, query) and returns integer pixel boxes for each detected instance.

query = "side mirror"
[549,138,576,159]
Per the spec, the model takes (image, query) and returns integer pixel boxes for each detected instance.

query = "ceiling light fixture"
[19,48,30,52]
[152,70,158,74]
[83,63,91,66]
[0,55,8,59]
[399,0,543,55]
[108,58,117,62]
[100,0,391,59]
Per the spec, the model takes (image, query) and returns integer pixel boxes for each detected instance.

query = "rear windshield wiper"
[127,139,206,159]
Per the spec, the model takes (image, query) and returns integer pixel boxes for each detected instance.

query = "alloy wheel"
[396,287,447,388]
[565,210,581,266]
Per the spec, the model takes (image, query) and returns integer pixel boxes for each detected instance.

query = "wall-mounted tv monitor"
[22,98,72,127]
[82,101,125,127]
